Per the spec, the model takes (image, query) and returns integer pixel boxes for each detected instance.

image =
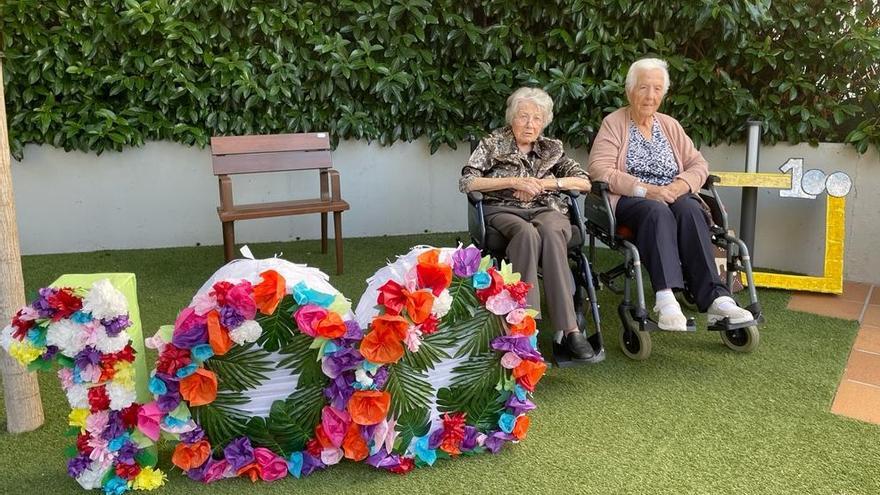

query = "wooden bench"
[210,132,350,274]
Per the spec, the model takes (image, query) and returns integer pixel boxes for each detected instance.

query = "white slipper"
[708,296,754,325]
[653,299,688,332]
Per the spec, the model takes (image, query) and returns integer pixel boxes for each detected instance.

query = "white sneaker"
[708,296,754,325]
[653,299,688,332]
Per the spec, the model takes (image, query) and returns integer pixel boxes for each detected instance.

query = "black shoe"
[564,331,596,361]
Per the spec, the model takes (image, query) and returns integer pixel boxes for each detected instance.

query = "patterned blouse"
[459,127,589,214]
[625,119,679,186]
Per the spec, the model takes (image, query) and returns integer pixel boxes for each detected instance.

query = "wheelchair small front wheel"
[619,327,652,360]
[720,325,760,353]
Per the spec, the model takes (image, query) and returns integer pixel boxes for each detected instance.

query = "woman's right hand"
[509,177,544,198]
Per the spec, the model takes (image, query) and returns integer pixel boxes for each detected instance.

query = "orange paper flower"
[342,422,369,461]
[236,463,261,482]
[171,440,211,471]
[512,415,531,440]
[315,312,347,339]
[509,316,536,337]
[179,368,218,406]
[207,310,234,356]
[359,315,409,364]
[417,261,453,296]
[512,360,547,392]
[253,269,286,315]
[417,249,440,265]
[348,390,390,425]
[403,289,434,324]
[314,423,334,449]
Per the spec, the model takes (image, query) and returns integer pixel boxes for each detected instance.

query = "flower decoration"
[145,259,362,484]
[351,245,545,472]
[1,279,165,492]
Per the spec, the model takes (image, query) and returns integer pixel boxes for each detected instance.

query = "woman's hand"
[645,180,690,203]
[509,177,544,201]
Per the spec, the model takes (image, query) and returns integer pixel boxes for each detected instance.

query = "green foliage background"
[1,0,878,158]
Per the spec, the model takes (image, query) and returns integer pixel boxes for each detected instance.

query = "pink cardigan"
[588,107,708,212]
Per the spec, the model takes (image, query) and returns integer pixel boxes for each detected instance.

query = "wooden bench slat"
[211,133,331,155]
[212,150,332,175]
[218,198,350,221]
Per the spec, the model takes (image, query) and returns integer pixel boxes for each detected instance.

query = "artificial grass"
[1,233,878,494]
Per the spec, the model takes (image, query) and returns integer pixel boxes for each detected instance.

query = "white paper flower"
[0,325,14,352]
[82,279,128,320]
[76,463,111,490]
[432,289,453,318]
[229,320,262,345]
[46,319,86,357]
[355,368,374,388]
[107,382,137,411]
[65,384,90,409]
[94,328,130,354]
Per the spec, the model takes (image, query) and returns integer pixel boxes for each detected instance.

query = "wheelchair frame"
[466,190,605,366]
[583,175,764,360]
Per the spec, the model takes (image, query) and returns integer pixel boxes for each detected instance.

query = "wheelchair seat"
[583,176,764,360]
[465,190,605,367]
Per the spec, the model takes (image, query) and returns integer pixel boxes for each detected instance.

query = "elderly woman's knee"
[669,195,705,220]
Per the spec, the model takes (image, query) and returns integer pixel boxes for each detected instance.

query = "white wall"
[10,139,880,284]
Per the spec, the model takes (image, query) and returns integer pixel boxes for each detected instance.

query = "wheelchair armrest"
[702,175,720,190]
[465,191,487,248]
[590,181,609,194]
[699,174,729,231]
[466,191,484,204]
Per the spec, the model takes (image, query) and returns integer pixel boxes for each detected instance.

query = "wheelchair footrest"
[551,340,605,367]
[707,317,758,332]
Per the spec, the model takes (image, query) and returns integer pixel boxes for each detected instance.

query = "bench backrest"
[210,133,332,176]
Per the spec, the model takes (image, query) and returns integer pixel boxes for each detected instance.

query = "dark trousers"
[484,206,576,331]
[616,194,729,312]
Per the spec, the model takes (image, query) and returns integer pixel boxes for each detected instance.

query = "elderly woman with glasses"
[459,87,596,361]
[588,58,753,331]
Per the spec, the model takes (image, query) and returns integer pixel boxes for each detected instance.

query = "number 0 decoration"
[1,245,546,491]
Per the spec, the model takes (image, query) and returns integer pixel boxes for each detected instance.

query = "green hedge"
[1,0,878,158]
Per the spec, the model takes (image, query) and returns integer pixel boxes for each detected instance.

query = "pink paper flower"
[254,448,289,481]
[486,290,519,316]
[225,282,257,320]
[190,293,217,316]
[500,352,522,369]
[506,308,527,325]
[203,458,232,483]
[294,305,328,337]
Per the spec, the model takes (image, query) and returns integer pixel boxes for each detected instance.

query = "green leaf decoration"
[436,353,504,411]
[441,276,479,326]
[190,391,250,450]
[244,400,312,456]
[203,343,273,392]
[438,390,507,432]
[400,327,456,372]
[395,407,430,454]
[384,361,433,418]
[277,333,327,388]
[285,384,327,435]
[445,307,505,358]
[255,295,298,352]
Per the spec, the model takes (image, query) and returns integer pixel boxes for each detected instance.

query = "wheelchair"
[583,175,764,360]
[466,189,605,367]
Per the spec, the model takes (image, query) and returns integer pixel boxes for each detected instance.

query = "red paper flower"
[87,385,110,412]
[210,281,235,306]
[305,438,322,457]
[419,314,439,335]
[475,269,505,303]
[505,281,532,304]
[439,412,467,456]
[115,462,141,480]
[155,344,192,375]
[389,456,415,474]
[76,433,93,455]
[48,288,82,321]
[114,344,136,363]
[377,280,407,315]
[11,309,34,340]
[120,403,141,428]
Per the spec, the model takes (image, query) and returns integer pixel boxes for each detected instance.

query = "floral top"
[625,119,679,186]
[459,127,589,214]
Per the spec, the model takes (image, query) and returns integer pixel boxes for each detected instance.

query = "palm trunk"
[0,59,44,433]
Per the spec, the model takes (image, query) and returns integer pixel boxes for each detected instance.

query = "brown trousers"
[484,205,576,331]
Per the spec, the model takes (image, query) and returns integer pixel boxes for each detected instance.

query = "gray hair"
[505,87,554,126]
[625,58,670,96]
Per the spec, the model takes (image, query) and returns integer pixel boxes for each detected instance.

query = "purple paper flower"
[300,452,325,477]
[484,431,513,454]
[33,287,56,318]
[181,426,206,445]
[428,428,445,449]
[157,390,181,413]
[102,411,126,441]
[219,305,244,329]
[321,348,363,379]
[116,441,140,464]
[186,457,216,482]
[490,336,543,362]
[366,451,405,469]
[343,320,363,341]
[505,394,536,416]
[461,426,480,451]
[453,246,482,278]
[372,367,389,389]
[41,345,59,361]
[223,437,255,471]
[74,346,101,370]
[172,323,208,349]
[325,373,355,410]
[67,454,91,478]
[101,315,131,337]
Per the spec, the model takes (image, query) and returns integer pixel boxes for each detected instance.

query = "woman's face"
[510,101,546,146]
[628,68,666,118]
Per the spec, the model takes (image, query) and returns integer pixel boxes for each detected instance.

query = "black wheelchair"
[466,189,605,366]
[583,175,764,360]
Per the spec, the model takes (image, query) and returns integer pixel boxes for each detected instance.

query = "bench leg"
[321,212,328,254]
[333,211,343,275]
[222,221,235,262]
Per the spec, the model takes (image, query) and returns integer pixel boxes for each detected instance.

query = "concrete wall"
[10,139,880,284]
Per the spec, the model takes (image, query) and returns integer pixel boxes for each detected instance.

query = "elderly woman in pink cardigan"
[588,58,752,332]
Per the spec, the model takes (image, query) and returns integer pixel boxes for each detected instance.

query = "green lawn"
[1,233,877,494]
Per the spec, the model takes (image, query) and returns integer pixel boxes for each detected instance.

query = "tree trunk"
[0,59,44,433]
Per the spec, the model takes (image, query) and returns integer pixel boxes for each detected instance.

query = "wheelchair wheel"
[720,325,759,353]
[619,327,652,360]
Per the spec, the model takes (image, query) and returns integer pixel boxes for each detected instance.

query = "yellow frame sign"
[714,171,844,294]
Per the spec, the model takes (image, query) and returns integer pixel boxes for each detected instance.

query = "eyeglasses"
[514,113,544,125]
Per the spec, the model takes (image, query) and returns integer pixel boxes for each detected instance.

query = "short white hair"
[505,87,554,126]
[625,58,670,96]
